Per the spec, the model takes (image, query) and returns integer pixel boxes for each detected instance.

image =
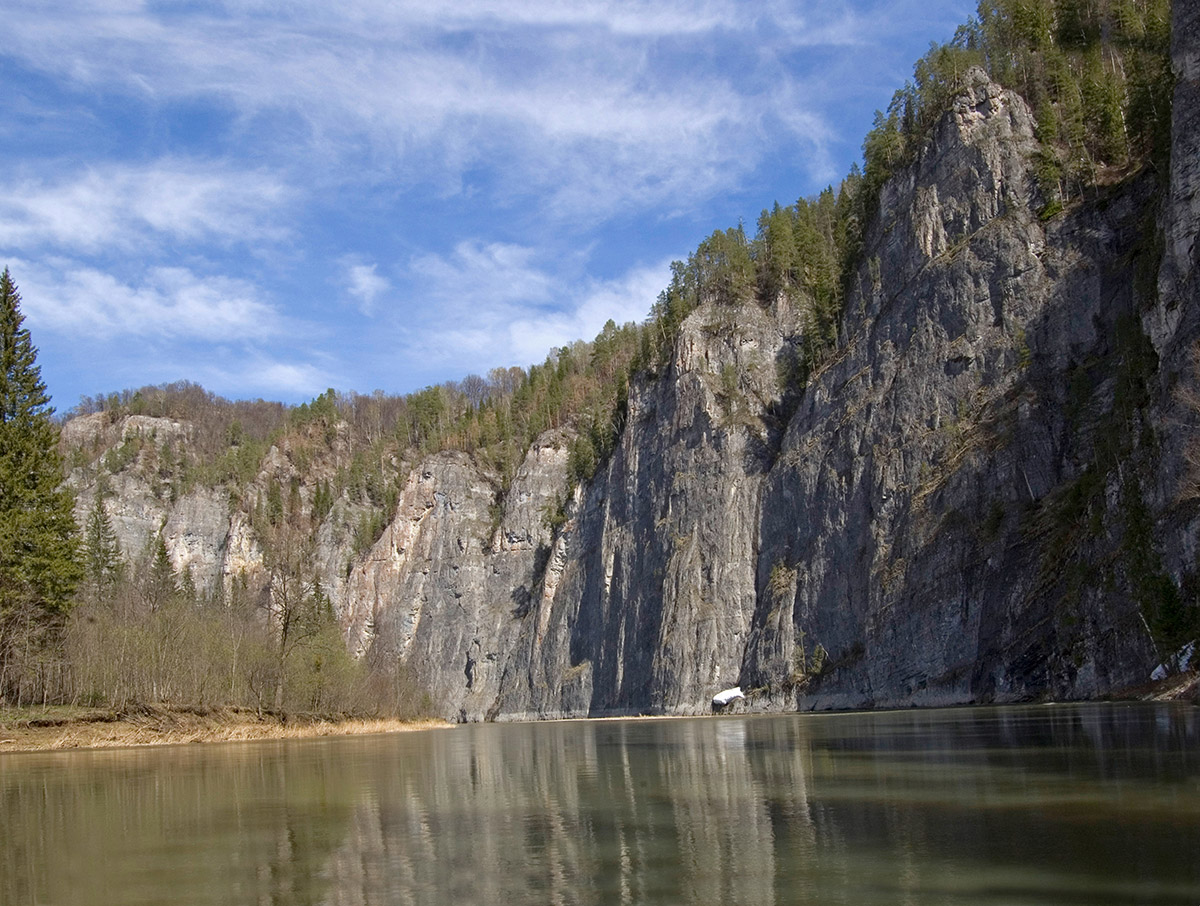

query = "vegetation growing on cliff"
[860,0,1172,219]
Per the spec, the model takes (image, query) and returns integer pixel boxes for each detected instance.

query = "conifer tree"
[0,269,81,678]
[82,490,123,599]
[141,530,175,613]
[178,565,197,604]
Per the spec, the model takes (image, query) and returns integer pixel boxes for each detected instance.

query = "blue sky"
[1,0,975,409]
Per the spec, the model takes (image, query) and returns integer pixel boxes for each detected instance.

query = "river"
[2,703,1198,904]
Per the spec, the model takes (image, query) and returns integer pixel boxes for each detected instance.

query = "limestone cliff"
[62,5,1199,720]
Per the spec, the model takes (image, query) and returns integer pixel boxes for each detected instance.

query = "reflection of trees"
[6,707,1200,905]
[0,742,355,906]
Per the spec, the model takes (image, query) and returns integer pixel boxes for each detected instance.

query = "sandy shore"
[0,704,446,753]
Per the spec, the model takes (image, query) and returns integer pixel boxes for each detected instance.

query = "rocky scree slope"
[63,13,1200,719]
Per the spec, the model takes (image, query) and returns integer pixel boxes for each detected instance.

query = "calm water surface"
[2,703,1199,905]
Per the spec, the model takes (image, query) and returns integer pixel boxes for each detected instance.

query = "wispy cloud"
[214,358,335,399]
[1,1,852,220]
[506,263,670,364]
[341,257,390,316]
[15,259,283,341]
[0,162,290,254]
[346,0,743,36]
[410,241,557,311]
[13,256,334,404]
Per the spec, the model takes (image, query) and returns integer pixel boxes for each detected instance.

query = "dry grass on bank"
[0,703,447,753]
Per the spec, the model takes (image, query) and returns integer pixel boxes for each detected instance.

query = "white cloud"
[11,257,335,402]
[0,162,290,254]
[15,259,283,341]
[341,0,742,36]
[230,359,334,398]
[506,262,670,364]
[3,0,979,405]
[404,239,668,369]
[0,1,857,220]
[342,258,390,315]
[411,241,557,310]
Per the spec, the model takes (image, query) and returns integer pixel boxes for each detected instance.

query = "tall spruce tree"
[0,268,80,695]
[81,489,123,599]
[141,530,175,613]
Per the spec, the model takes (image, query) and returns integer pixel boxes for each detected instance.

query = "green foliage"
[637,181,851,391]
[767,561,797,603]
[290,388,338,428]
[0,269,81,701]
[981,499,1006,542]
[690,225,755,306]
[352,508,390,557]
[1016,328,1033,369]
[718,362,740,415]
[790,628,827,684]
[1025,310,1183,655]
[43,0,1180,711]
[140,531,176,613]
[62,584,388,715]
[266,480,283,524]
[312,479,334,522]
[286,618,364,713]
[810,643,828,677]
[81,493,123,599]
[102,435,144,473]
[541,493,567,534]
[858,0,1173,222]
[60,2,1175,545]
[567,434,598,488]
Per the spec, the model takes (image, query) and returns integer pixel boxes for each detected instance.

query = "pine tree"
[0,270,81,657]
[177,565,197,605]
[82,490,123,599]
[141,530,175,613]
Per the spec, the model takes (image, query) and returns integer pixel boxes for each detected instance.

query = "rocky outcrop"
[63,5,1199,720]
[68,414,235,592]
[1155,0,1200,351]
[341,442,567,721]
[749,73,1162,709]
[495,296,793,719]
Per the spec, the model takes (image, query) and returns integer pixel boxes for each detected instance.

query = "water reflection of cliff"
[322,705,1200,904]
[324,717,816,905]
[3,706,1200,905]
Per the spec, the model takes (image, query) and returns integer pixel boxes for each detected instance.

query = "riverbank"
[3,670,1194,754]
[0,703,446,753]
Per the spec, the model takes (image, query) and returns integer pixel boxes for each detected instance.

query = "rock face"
[63,7,1199,720]
[748,74,1159,709]
[341,443,568,722]
[1156,0,1200,350]
[496,297,793,719]
[67,413,236,593]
